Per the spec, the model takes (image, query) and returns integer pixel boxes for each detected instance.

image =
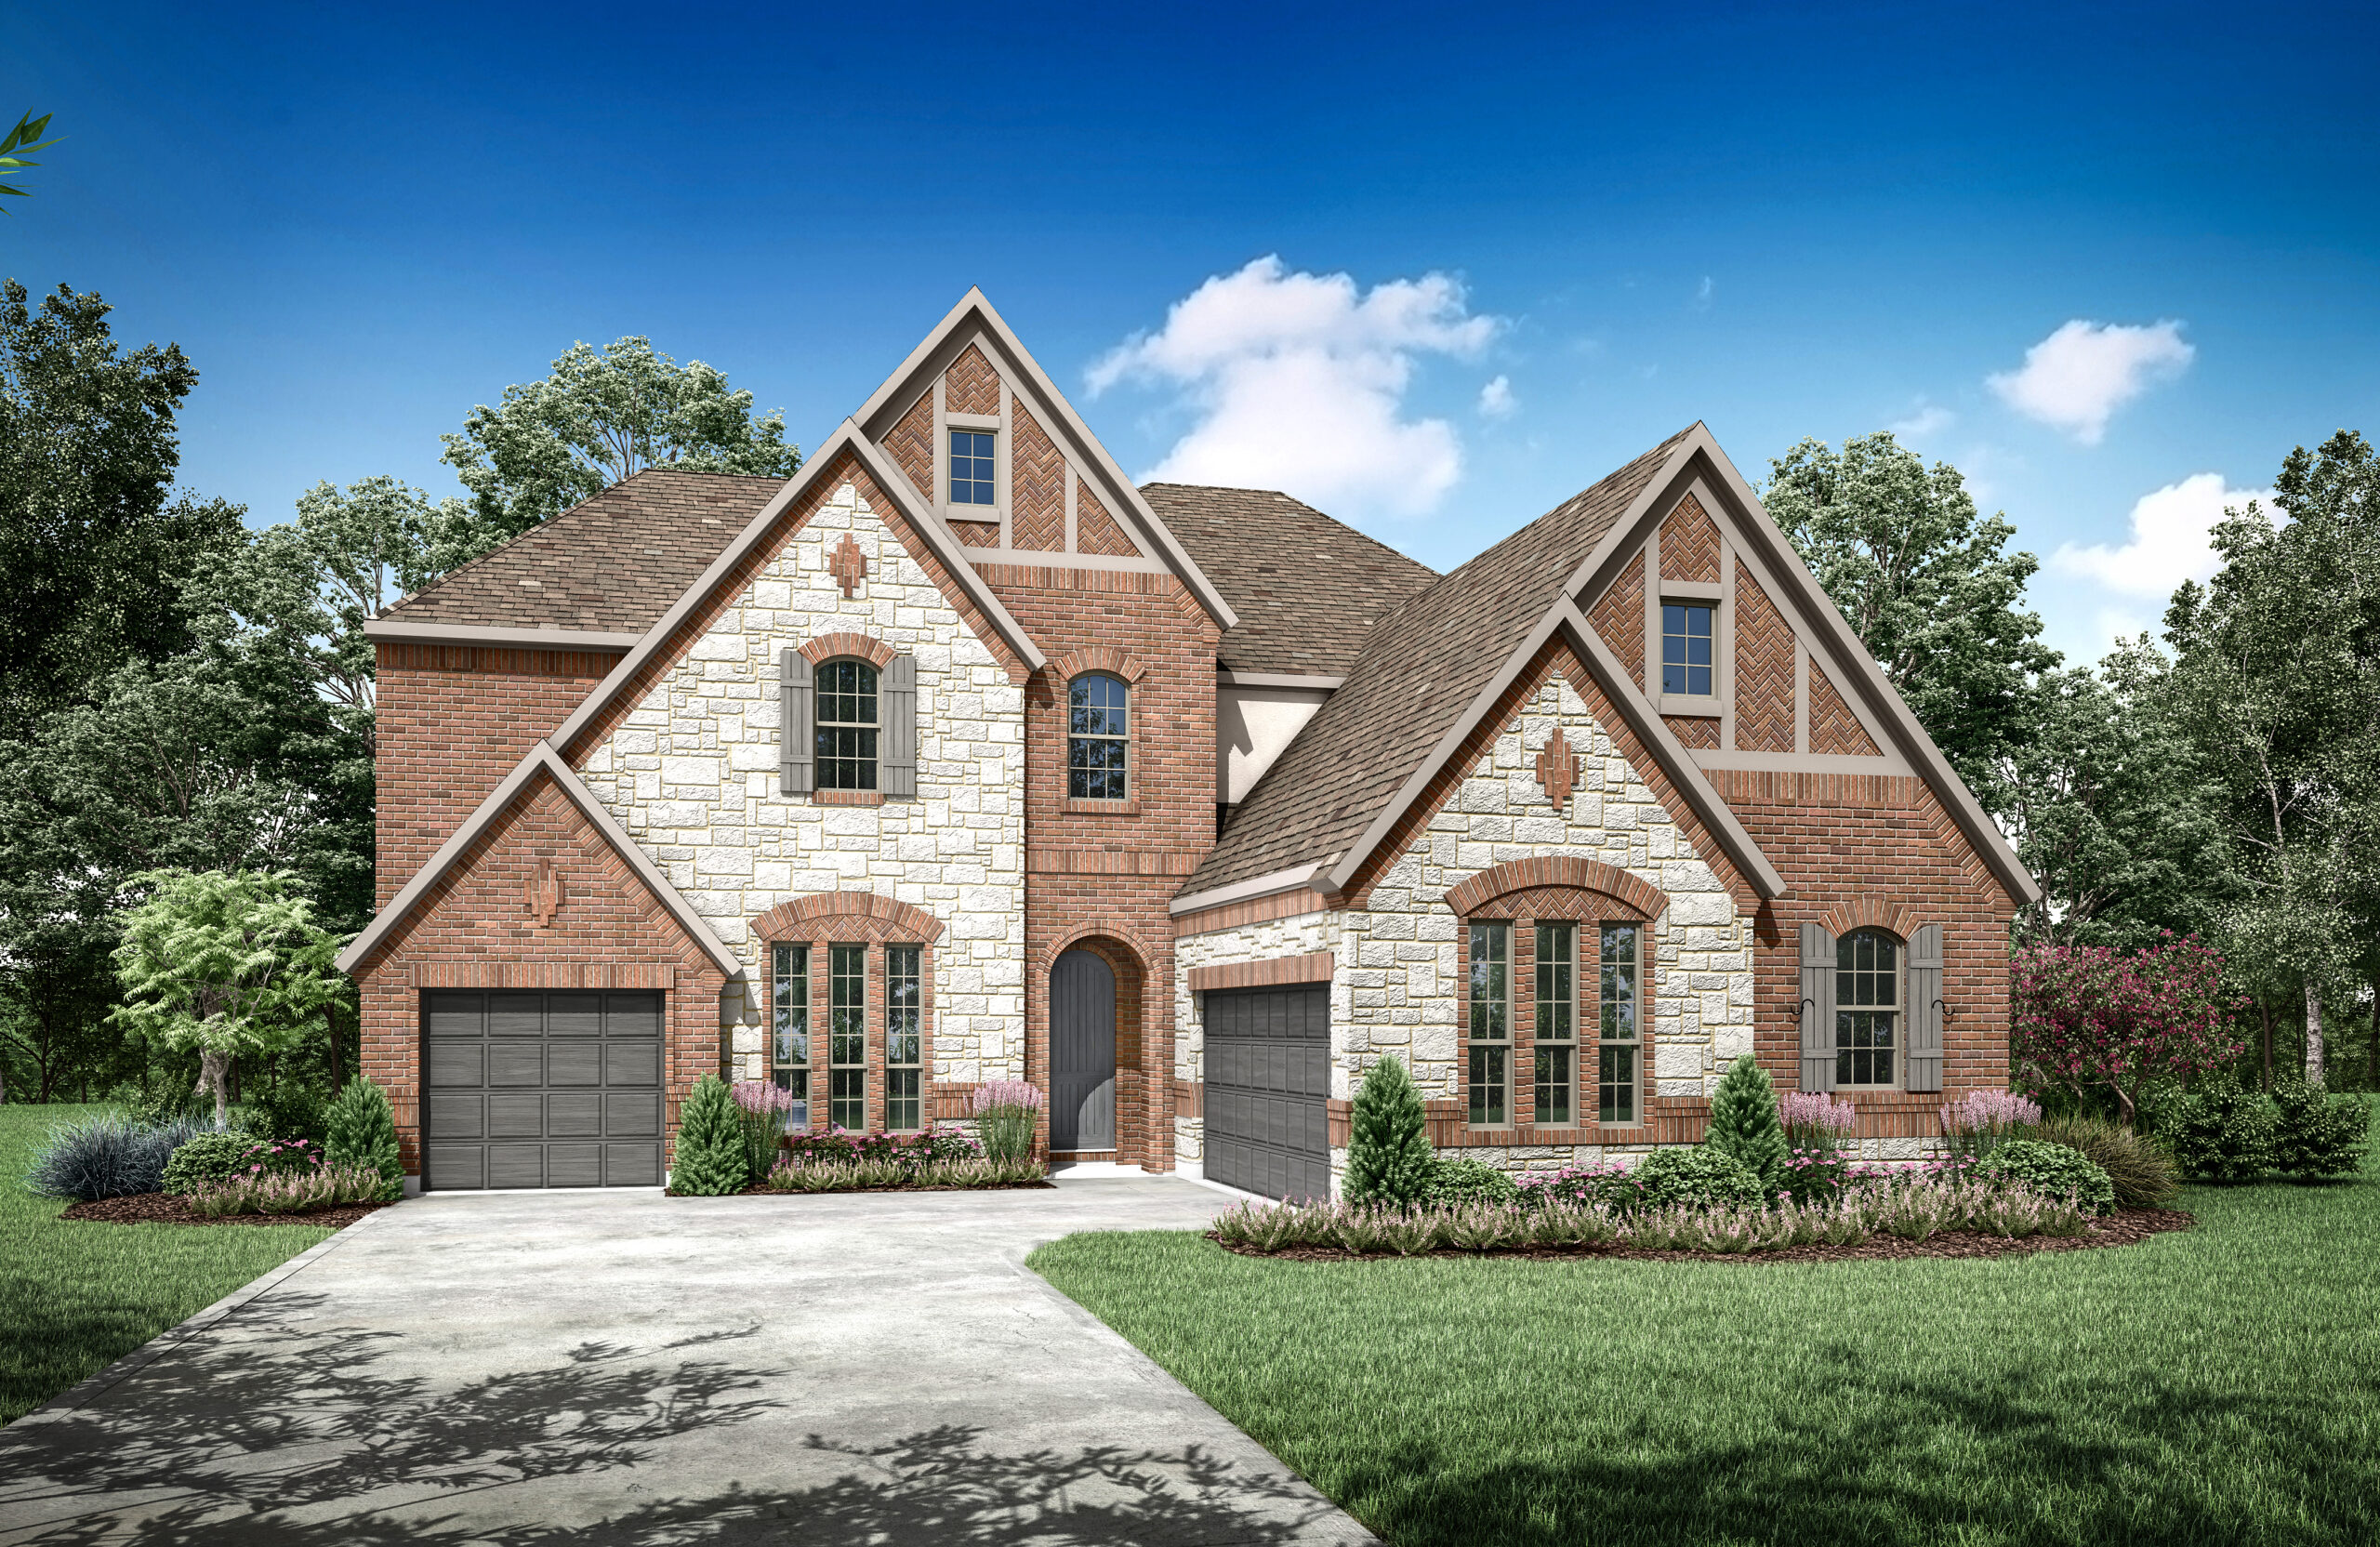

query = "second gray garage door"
[1202,984,1330,1201]
[424,990,664,1190]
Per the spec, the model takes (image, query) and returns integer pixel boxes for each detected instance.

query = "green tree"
[325,1076,404,1200]
[0,281,242,737]
[669,1075,751,1195]
[1705,1054,1787,1185]
[0,112,57,209]
[108,869,349,1129]
[441,336,800,540]
[1764,432,2060,803]
[1341,1055,1435,1208]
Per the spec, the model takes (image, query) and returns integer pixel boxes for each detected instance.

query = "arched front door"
[1050,949,1117,1150]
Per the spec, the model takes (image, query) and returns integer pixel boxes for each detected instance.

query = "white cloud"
[1888,403,1955,439]
[1987,319,2194,444]
[1087,255,1501,518]
[1694,275,1713,309]
[2053,472,2274,599]
[1478,375,1516,418]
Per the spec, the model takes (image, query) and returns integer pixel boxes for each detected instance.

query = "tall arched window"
[1836,929,1900,1088]
[1067,673,1129,800]
[815,660,879,790]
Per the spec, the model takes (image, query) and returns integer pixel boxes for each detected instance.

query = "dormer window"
[949,430,996,506]
[1661,603,1713,696]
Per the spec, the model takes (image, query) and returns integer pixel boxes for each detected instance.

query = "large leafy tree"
[441,336,800,540]
[0,281,244,737]
[1764,432,2060,805]
[2164,430,2380,1087]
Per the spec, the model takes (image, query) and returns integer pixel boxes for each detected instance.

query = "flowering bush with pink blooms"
[1778,1091,1858,1151]
[971,1079,1043,1161]
[2011,934,2245,1125]
[782,1126,985,1169]
[1939,1089,2043,1158]
[190,1163,388,1217]
[730,1081,798,1181]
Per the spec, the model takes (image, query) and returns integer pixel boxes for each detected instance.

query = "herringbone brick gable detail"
[1586,548,1647,691]
[885,390,934,501]
[1074,475,1140,557]
[1809,664,1881,755]
[1734,558,1796,752]
[1442,855,1669,921]
[945,343,1001,416]
[1659,493,1722,583]
[1012,406,1066,550]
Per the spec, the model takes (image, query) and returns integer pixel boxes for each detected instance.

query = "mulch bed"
[59,1192,395,1230]
[1210,1207,2197,1265]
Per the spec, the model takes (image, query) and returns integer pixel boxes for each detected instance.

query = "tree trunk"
[2367,977,2378,1092]
[2305,981,2326,1089]
[198,1049,231,1130]
[2259,1000,2274,1091]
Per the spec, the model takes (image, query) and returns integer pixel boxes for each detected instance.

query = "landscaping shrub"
[2270,1078,2373,1181]
[765,1154,1045,1192]
[1976,1139,2117,1214]
[324,1077,404,1201]
[1421,1157,1520,1204]
[2164,1070,2276,1182]
[782,1127,983,1169]
[2031,1112,2178,1208]
[1706,1055,1787,1183]
[1778,1090,1857,1154]
[1939,1089,2043,1159]
[26,1112,204,1201]
[161,1131,271,1195]
[1618,1145,1768,1212]
[1778,1144,1853,1204]
[1341,1055,1433,1208]
[971,1078,1042,1161]
[668,1076,749,1195]
[243,1082,331,1145]
[189,1164,387,1217]
[730,1081,795,1183]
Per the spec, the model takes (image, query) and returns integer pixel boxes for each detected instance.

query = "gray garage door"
[1203,984,1330,1201]
[423,990,665,1190]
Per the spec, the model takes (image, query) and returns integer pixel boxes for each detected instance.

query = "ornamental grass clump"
[26,1112,204,1200]
[189,1164,388,1217]
[971,1079,1042,1161]
[2030,1112,2178,1207]
[1341,1055,1434,1208]
[1707,1055,1788,1185]
[730,1080,797,1182]
[325,1077,404,1201]
[1939,1089,2043,1159]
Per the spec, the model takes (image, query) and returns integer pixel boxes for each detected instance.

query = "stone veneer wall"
[1175,671,1756,1188]
[576,478,1027,1085]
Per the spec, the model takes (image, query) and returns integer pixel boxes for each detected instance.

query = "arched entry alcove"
[1045,937,1146,1157]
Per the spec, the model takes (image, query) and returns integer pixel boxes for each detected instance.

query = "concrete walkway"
[0,1177,1375,1545]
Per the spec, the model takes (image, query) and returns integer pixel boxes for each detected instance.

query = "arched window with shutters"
[1798,920,1943,1093]
[1067,673,1129,800]
[781,644,917,800]
[814,660,879,790]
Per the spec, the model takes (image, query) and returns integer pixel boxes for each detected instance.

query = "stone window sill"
[811,789,885,806]
[1062,798,1140,816]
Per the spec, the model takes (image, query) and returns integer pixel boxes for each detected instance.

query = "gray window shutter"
[1907,923,1944,1092]
[1799,922,1836,1091]
[780,647,813,795]
[881,653,918,799]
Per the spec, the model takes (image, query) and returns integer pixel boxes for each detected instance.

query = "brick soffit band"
[543,424,1048,767]
[1186,951,1335,994]
[845,287,1240,635]
[1567,428,2040,908]
[334,740,743,980]
[1443,857,1669,921]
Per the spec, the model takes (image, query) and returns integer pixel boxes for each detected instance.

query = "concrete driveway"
[0,1176,1375,1546]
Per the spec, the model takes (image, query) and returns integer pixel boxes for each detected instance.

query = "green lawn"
[0,1104,335,1425]
[1033,1129,2380,1546]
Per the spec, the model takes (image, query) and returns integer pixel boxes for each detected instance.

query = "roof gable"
[851,289,1239,631]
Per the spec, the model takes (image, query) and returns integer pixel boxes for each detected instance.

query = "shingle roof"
[1183,427,1698,896]
[1141,484,1439,676]
[384,469,784,633]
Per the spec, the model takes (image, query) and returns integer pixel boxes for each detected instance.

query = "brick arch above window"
[799,632,898,670]
[1047,646,1149,686]
[1443,856,1669,923]
[750,891,945,945]
[1819,899,1924,942]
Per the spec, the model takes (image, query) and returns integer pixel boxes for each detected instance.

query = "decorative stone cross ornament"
[829,535,869,598]
[528,859,562,928]
[1534,729,1582,813]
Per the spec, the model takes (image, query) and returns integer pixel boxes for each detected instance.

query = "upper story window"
[949,430,996,506]
[1836,929,1900,1088]
[815,660,878,790]
[1067,674,1130,800]
[1661,603,1713,696]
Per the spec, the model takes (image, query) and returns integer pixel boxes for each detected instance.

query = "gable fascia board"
[853,288,1240,633]
[362,620,641,650]
[1169,861,1341,917]
[1561,426,1707,604]
[335,742,741,979]
[1686,433,2043,906]
[547,423,1044,762]
[1322,592,1785,903]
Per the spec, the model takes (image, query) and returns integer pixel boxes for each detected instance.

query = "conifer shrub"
[2270,1078,2372,1181]
[2164,1070,2275,1182]
[668,1075,750,1196]
[1342,1055,1434,1209]
[325,1076,405,1201]
[1706,1055,1787,1183]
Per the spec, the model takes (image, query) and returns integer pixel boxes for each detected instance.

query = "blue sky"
[13,1,2379,665]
